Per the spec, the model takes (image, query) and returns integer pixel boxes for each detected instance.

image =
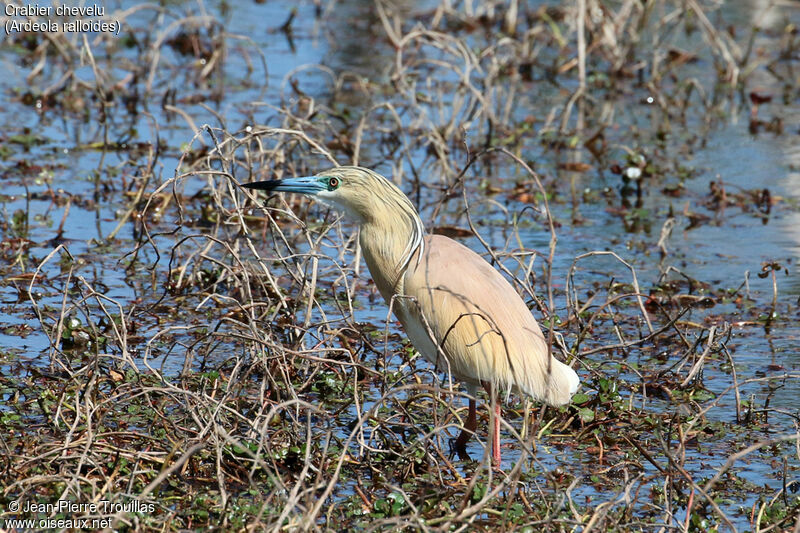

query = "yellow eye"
[328,177,339,189]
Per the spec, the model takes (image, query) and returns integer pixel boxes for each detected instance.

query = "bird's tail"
[542,359,580,406]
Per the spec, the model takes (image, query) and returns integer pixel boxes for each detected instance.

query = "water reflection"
[318,0,409,76]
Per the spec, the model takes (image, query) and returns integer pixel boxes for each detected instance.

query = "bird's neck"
[359,218,418,300]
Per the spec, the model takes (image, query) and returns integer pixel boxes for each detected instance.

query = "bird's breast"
[394,303,440,365]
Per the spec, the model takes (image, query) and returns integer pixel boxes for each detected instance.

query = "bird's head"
[243,166,409,224]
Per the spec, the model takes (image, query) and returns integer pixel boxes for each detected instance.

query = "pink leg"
[454,397,477,460]
[482,382,501,466]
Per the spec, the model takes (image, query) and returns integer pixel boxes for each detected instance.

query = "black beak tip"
[241,180,278,191]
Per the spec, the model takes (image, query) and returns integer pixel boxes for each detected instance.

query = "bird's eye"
[328,177,340,190]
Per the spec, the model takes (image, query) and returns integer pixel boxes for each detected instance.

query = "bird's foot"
[491,453,502,470]
[447,437,472,462]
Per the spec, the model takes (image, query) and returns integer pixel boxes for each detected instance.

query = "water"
[1,0,798,528]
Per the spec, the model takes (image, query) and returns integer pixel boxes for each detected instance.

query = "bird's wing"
[400,235,576,405]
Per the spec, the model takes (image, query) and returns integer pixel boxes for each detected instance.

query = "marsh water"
[1,0,799,530]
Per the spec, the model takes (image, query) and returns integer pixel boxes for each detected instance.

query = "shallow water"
[1,0,798,529]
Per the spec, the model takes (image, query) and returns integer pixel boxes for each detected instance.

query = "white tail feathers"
[532,358,580,407]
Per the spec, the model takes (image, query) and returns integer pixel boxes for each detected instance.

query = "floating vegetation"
[0,0,798,530]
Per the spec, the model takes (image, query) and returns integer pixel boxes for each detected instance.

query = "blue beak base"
[242,176,324,195]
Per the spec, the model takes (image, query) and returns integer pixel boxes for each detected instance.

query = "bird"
[243,166,579,465]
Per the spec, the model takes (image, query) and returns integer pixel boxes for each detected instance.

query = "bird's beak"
[242,176,324,195]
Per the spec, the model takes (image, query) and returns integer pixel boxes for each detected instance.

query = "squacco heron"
[244,166,579,464]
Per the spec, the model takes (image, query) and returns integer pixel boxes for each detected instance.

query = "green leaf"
[571,392,590,404]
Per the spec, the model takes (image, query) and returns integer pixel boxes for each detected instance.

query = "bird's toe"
[448,437,472,461]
